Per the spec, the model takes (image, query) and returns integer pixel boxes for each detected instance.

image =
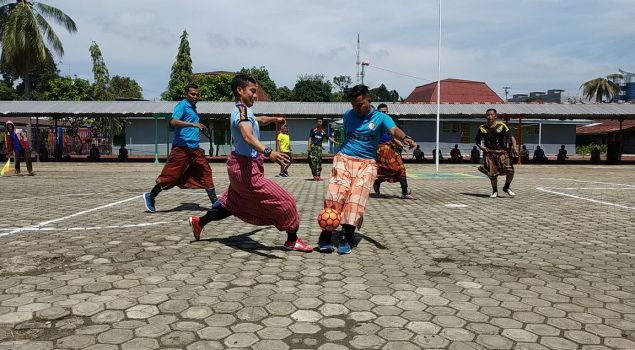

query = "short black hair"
[377,103,388,110]
[231,74,258,98]
[184,83,199,93]
[485,108,497,115]
[346,84,369,101]
[316,117,324,122]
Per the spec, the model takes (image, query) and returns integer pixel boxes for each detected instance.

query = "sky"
[49,0,635,101]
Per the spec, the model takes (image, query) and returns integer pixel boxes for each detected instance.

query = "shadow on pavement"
[195,227,285,259]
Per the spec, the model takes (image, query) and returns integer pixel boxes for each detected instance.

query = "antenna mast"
[356,34,360,83]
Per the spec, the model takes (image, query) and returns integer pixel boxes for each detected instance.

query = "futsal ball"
[318,208,340,231]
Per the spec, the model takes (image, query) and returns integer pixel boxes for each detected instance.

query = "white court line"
[548,187,635,190]
[552,179,635,188]
[1,220,181,233]
[536,187,635,210]
[0,192,110,203]
[0,194,143,237]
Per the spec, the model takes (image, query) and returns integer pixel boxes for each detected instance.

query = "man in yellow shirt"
[277,124,292,177]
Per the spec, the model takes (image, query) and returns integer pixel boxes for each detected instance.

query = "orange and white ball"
[317,208,340,231]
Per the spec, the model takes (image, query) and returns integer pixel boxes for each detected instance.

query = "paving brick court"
[0,162,633,350]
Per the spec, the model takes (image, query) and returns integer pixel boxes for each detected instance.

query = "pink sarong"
[219,152,299,231]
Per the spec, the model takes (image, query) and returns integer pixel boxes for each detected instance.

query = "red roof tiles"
[404,78,504,104]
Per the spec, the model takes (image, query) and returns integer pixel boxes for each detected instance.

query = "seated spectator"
[590,146,601,164]
[38,144,49,162]
[557,145,568,163]
[470,146,480,164]
[88,144,101,160]
[450,144,463,163]
[532,145,548,163]
[412,145,424,163]
[118,145,129,162]
[520,145,530,164]
[432,148,444,162]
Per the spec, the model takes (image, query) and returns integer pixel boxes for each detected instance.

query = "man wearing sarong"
[188,74,313,253]
[475,108,518,198]
[318,85,417,254]
[372,104,416,200]
[143,84,217,212]
[307,117,337,181]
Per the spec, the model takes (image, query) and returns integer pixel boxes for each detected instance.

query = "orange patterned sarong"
[376,142,406,183]
[324,154,377,228]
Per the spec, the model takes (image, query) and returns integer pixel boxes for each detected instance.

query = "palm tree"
[580,76,621,103]
[0,0,77,99]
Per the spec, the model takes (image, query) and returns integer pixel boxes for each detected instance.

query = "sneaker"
[284,238,313,252]
[401,193,417,200]
[337,236,352,255]
[503,188,516,197]
[143,192,156,212]
[189,217,203,241]
[279,172,286,177]
[316,176,322,181]
[490,192,498,198]
[317,240,334,253]
[313,176,319,181]
[28,172,35,176]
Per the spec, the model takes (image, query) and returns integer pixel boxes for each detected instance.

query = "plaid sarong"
[324,154,377,228]
[376,142,406,183]
[219,152,299,231]
[483,151,514,178]
[156,146,214,190]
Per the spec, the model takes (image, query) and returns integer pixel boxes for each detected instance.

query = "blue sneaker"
[317,240,334,253]
[337,236,352,255]
[143,192,156,213]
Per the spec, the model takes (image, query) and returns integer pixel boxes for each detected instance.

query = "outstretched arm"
[256,116,285,126]
[388,127,417,149]
[238,122,289,166]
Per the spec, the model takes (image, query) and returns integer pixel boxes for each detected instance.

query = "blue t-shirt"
[338,108,396,159]
[171,99,200,149]
[230,103,260,158]
[379,131,392,144]
[309,128,327,145]
[10,132,23,152]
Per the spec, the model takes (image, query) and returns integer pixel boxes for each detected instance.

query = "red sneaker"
[283,238,313,252]
[189,217,203,241]
[316,176,322,181]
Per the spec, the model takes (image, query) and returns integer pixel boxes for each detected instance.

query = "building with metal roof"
[2,101,634,158]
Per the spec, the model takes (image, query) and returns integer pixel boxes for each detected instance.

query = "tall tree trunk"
[23,74,33,155]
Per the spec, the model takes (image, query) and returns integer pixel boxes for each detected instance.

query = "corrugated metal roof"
[1,101,635,119]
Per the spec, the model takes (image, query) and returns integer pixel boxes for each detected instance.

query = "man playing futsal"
[475,108,518,198]
[188,74,312,252]
[143,83,218,212]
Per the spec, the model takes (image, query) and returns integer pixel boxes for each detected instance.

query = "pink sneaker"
[401,193,417,200]
[283,238,313,252]
[189,217,203,241]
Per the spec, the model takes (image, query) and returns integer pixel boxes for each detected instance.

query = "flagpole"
[435,0,442,175]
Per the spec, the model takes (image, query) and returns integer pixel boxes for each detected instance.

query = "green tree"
[37,75,92,101]
[2,48,60,99]
[581,77,621,103]
[275,86,293,101]
[0,0,77,99]
[332,75,352,93]
[89,41,112,101]
[196,73,234,101]
[0,80,16,100]
[162,30,193,101]
[239,66,277,100]
[108,75,143,99]
[292,74,332,102]
[369,84,400,102]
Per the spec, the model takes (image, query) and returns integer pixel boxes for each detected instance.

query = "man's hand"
[269,151,290,167]
[404,138,417,150]
[195,123,207,130]
[275,117,286,124]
